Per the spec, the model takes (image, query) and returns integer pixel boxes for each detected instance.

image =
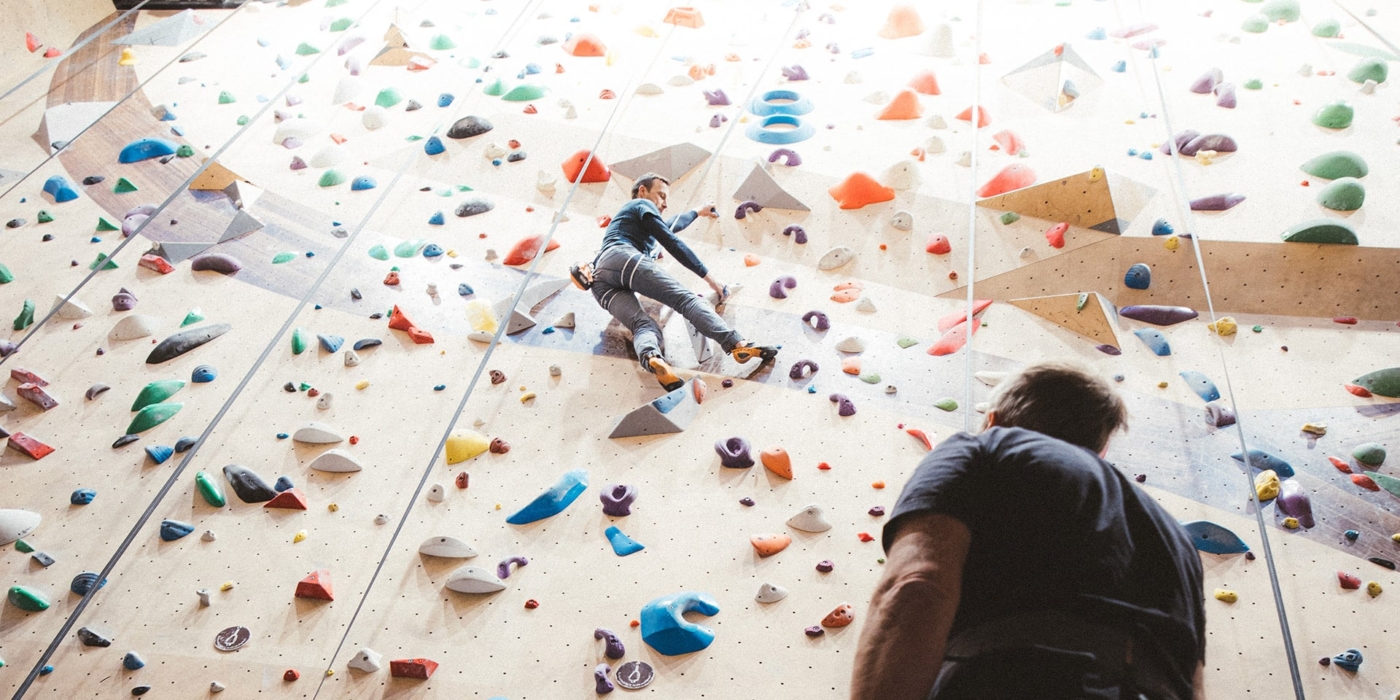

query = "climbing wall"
[0,0,1398,698]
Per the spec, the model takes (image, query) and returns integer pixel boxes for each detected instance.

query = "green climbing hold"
[1317,177,1365,211]
[934,398,958,412]
[430,33,456,50]
[235,115,249,126]
[1280,219,1358,244]
[298,73,310,84]
[36,210,53,224]
[1241,14,1269,33]
[483,78,510,96]
[89,252,118,270]
[96,217,118,231]
[132,380,185,411]
[126,402,183,434]
[501,84,547,101]
[329,17,353,32]
[295,42,320,55]
[272,251,297,264]
[896,336,918,348]
[181,309,204,326]
[393,239,425,257]
[1353,368,1400,398]
[1260,0,1300,22]
[292,328,308,355]
[368,244,389,260]
[113,177,139,193]
[0,264,13,283]
[1353,442,1387,466]
[218,90,236,104]
[1348,58,1388,84]
[1252,325,1263,333]
[176,144,195,157]
[196,471,226,507]
[375,88,403,108]
[12,299,33,330]
[464,57,480,69]
[999,212,1020,225]
[8,585,49,612]
[1373,472,1400,499]
[1243,79,1263,90]
[318,170,346,187]
[859,373,881,384]
[1312,18,1341,37]
[1312,101,1354,129]
[1301,151,1368,180]
[14,540,33,553]
[325,0,347,6]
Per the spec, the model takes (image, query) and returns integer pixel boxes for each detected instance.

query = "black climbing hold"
[449,263,463,270]
[1368,557,1397,570]
[368,312,383,319]
[222,464,277,503]
[458,283,474,296]
[83,175,105,185]
[284,382,297,392]
[6,219,25,228]
[41,234,53,241]
[132,684,152,696]
[113,434,139,448]
[146,324,232,365]
[352,338,382,351]
[174,436,198,452]
[446,115,493,139]
[77,626,113,647]
[350,288,362,300]
[506,150,527,162]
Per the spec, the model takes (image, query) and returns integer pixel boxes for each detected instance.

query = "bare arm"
[1193,660,1205,700]
[851,512,971,700]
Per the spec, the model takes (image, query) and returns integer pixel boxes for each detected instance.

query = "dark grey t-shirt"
[883,427,1205,696]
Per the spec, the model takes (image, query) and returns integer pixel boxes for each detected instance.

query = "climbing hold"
[145,445,173,464]
[1254,470,1281,501]
[1313,101,1354,129]
[195,471,225,507]
[1232,449,1296,477]
[1353,442,1386,466]
[975,164,1035,198]
[387,306,434,344]
[122,651,146,670]
[293,422,344,444]
[160,519,195,541]
[605,526,645,556]
[0,510,40,546]
[506,469,588,524]
[127,403,182,434]
[1302,151,1367,180]
[447,115,493,139]
[1043,222,1068,248]
[818,246,856,270]
[295,570,334,600]
[444,565,506,594]
[1367,581,1383,597]
[562,149,611,183]
[734,200,762,219]
[1213,589,1238,603]
[347,648,382,673]
[716,437,754,468]
[1207,317,1238,336]
[640,591,719,656]
[1277,480,1315,528]
[600,484,638,517]
[1189,193,1246,211]
[1332,649,1363,672]
[828,172,895,209]
[419,536,477,558]
[455,197,494,217]
[876,89,923,120]
[71,488,97,505]
[769,276,797,299]
[118,138,179,164]
[1352,368,1400,397]
[1123,264,1151,290]
[1318,178,1365,211]
[787,505,831,532]
[502,234,560,266]
[132,380,185,411]
[1133,329,1171,356]
[760,448,793,479]
[223,464,277,503]
[390,659,438,680]
[1121,305,1197,326]
[1281,219,1358,244]
[1182,521,1250,554]
[190,254,243,274]
[1205,404,1237,428]
[265,488,308,510]
[829,393,856,416]
[751,533,791,557]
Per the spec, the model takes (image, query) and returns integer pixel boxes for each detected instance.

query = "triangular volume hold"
[976,168,1153,234]
[190,160,246,192]
[609,378,703,439]
[218,210,264,243]
[609,142,712,182]
[151,240,217,264]
[732,162,808,211]
[1009,292,1119,349]
[1001,44,1103,113]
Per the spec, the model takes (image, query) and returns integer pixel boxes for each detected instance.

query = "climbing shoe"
[569,261,595,291]
[646,355,685,392]
[730,341,779,364]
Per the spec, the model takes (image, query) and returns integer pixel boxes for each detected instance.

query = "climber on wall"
[852,362,1207,700]
[570,172,778,392]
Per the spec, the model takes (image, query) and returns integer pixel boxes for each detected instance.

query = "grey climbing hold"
[71,572,106,595]
[77,627,113,646]
[160,519,195,541]
[109,314,160,341]
[293,422,344,444]
[0,509,41,545]
[447,115,493,139]
[308,449,362,472]
[1205,403,1236,427]
[609,379,702,439]
[222,464,277,503]
[147,324,232,364]
[418,536,477,558]
[86,384,111,400]
[444,565,506,593]
[786,504,832,532]
[1231,449,1296,478]
[755,582,788,603]
[455,197,494,217]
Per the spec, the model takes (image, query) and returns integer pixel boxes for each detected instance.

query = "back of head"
[986,361,1127,453]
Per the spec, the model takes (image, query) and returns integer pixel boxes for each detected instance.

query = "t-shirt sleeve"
[882,432,985,553]
[668,209,700,233]
[641,209,708,277]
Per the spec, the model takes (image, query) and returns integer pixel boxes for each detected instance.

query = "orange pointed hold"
[664,7,705,28]
[502,234,561,266]
[936,300,992,332]
[908,69,941,95]
[760,447,794,480]
[265,488,309,510]
[25,32,41,53]
[878,4,925,39]
[561,149,611,184]
[390,658,439,680]
[829,172,896,209]
[906,428,933,451]
[928,320,979,356]
[955,105,991,128]
[876,89,923,120]
[563,32,607,57]
[295,570,334,600]
[751,533,792,557]
[975,164,1036,198]
[388,305,435,344]
[1044,222,1068,248]
[991,129,1026,156]
[821,603,855,628]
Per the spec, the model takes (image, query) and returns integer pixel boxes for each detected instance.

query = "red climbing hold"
[295,569,334,600]
[955,105,991,128]
[1328,456,1351,473]
[43,46,60,58]
[928,320,979,356]
[876,89,923,120]
[265,488,309,510]
[390,658,439,679]
[907,69,940,95]
[976,164,1036,198]
[1344,383,1373,398]
[563,32,607,57]
[138,254,175,274]
[1333,316,1358,325]
[25,32,41,53]
[283,669,300,681]
[502,234,561,266]
[1352,474,1380,491]
[828,172,895,209]
[455,471,470,489]
[387,305,434,344]
[905,428,933,451]
[8,432,54,460]
[992,129,1027,156]
[561,149,611,183]
[937,300,992,332]
[1044,222,1069,248]
[383,270,400,286]
[1338,571,1362,589]
[925,234,951,255]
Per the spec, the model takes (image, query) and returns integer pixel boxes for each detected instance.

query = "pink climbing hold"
[1338,571,1362,589]
[975,164,1035,198]
[937,300,992,332]
[1044,222,1068,248]
[928,320,979,356]
[925,235,951,255]
[991,130,1026,156]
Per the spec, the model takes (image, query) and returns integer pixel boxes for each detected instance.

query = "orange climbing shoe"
[646,356,684,392]
[569,261,594,290]
[730,341,778,364]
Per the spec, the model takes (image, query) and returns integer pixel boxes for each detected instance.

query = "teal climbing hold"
[318,170,346,187]
[1348,58,1388,84]
[1280,219,1357,244]
[1260,0,1300,22]
[1178,371,1221,402]
[272,251,297,264]
[1301,151,1368,179]
[119,138,179,163]
[295,41,319,55]
[42,175,80,202]
[368,244,389,260]
[127,402,183,434]
[292,328,308,355]
[375,88,403,108]
[430,33,456,50]
[1352,367,1400,397]
[1123,263,1151,290]
[1317,177,1365,211]
[329,17,352,32]
[132,380,185,411]
[394,239,426,257]
[1182,521,1250,554]
[483,78,510,96]
[1312,101,1354,129]
[428,211,445,225]
[501,84,547,101]
[1133,328,1170,356]
[1312,18,1341,37]
[1373,472,1400,499]
[1353,442,1387,466]
[506,469,588,525]
[640,591,719,656]
[159,519,194,541]
[605,526,645,556]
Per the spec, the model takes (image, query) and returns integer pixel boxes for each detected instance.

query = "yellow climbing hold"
[356,380,370,390]
[445,429,491,464]
[1213,589,1238,603]
[326,670,335,677]
[1256,469,1281,501]
[220,581,235,591]
[327,503,339,512]
[1282,517,1299,529]
[447,249,457,257]
[520,392,537,403]
[1368,581,1383,597]
[1208,316,1238,336]
[1301,423,1328,436]
[1089,166,1104,182]
[465,300,498,333]
[1164,235,1179,251]
[1158,382,1169,388]
[494,503,501,510]
[118,48,137,65]
[1393,533,1400,543]
[293,530,307,543]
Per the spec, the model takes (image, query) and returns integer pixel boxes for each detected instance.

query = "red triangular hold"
[928,320,980,356]
[502,234,561,266]
[295,569,334,600]
[8,432,54,460]
[561,149,611,184]
[936,300,992,332]
[265,488,309,510]
[25,32,41,53]
[387,305,435,344]
[390,658,439,679]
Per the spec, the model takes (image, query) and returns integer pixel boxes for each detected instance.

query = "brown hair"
[631,173,670,198]
[985,361,1128,453]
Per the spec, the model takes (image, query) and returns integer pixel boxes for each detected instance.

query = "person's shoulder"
[622,198,658,216]
[979,426,1110,475]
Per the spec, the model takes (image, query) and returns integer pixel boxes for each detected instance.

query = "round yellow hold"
[446,250,457,257]
[1255,469,1281,501]
[327,503,339,512]
[1282,517,1299,529]
[1368,581,1383,597]
[1164,235,1179,251]
[1213,588,1238,603]
[1393,533,1400,543]
[1089,166,1104,182]
[293,530,307,543]
[494,503,501,510]
[326,670,335,676]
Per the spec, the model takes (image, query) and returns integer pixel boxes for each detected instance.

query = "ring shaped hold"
[749,89,814,117]
[746,114,815,144]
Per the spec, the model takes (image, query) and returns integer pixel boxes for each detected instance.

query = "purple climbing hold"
[869,506,885,516]
[1188,68,1222,94]
[190,253,243,274]
[1119,305,1199,326]
[801,310,830,331]
[1215,83,1236,109]
[1180,133,1237,156]
[1159,130,1199,155]
[1276,480,1315,529]
[768,148,802,166]
[735,200,763,219]
[289,156,308,170]
[739,497,755,506]
[1205,403,1236,427]
[815,559,834,573]
[829,393,855,416]
[769,276,797,299]
[782,224,807,244]
[709,114,724,128]
[1189,193,1246,211]
[789,359,819,380]
[805,626,825,637]
[1096,344,1122,356]
[782,65,809,81]
[497,555,528,579]
[703,89,731,106]
[715,437,754,468]
[599,483,638,517]
[721,379,734,388]
[594,628,626,659]
[595,664,615,694]
[112,288,137,311]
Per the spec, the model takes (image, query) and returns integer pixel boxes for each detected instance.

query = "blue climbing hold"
[1230,449,1296,478]
[423,243,444,257]
[1333,649,1363,672]
[506,469,589,525]
[458,283,474,296]
[1151,218,1174,235]
[424,136,446,155]
[123,651,146,670]
[524,62,542,74]
[1086,26,1107,40]
[1133,328,1171,356]
[605,526,645,556]
[276,433,289,439]
[1181,521,1250,554]
[542,326,555,335]
[1111,60,1126,72]
[42,175,80,203]
[1345,529,1360,541]
[318,334,345,353]
[351,176,377,191]
[1124,263,1151,289]
[145,444,174,464]
[191,365,217,383]
[118,138,179,164]
[159,519,195,541]
[274,476,294,492]
[70,571,107,595]
[437,93,454,107]
[1178,371,1221,402]
[640,591,720,655]
[428,211,445,225]
[71,488,97,505]
[434,384,446,391]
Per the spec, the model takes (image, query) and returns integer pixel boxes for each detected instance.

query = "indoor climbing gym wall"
[0,0,1397,697]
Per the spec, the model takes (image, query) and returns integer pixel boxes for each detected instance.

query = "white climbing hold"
[468,331,494,343]
[927,114,948,129]
[926,136,946,154]
[836,336,867,353]
[882,160,922,190]
[818,246,856,270]
[426,483,445,502]
[344,349,360,366]
[786,504,833,533]
[361,105,388,130]
[209,681,225,693]
[1361,79,1378,94]
[667,74,694,86]
[273,118,323,145]
[0,509,41,545]
[974,371,1008,386]
[563,104,578,119]
[109,314,160,341]
[201,530,216,542]
[374,513,390,524]
[955,152,972,167]
[445,565,506,593]
[974,402,990,413]
[891,210,914,231]
[316,392,333,410]
[418,535,478,558]
[864,91,890,105]
[856,297,877,313]
[50,295,92,319]
[309,143,349,168]
[332,75,363,105]
[537,171,557,193]
[348,647,383,673]
[636,82,664,95]
[755,582,789,603]
[292,422,345,444]
[843,71,863,84]
[197,589,211,607]
[1018,246,1033,258]
[553,311,575,329]
[483,142,507,159]
[308,449,362,473]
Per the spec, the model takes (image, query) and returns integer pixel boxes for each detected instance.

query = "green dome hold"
[375,87,403,108]
[1280,219,1358,245]
[176,144,195,157]
[394,239,426,257]
[1244,78,1264,89]
[483,78,510,96]
[430,33,456,50]
[1317,177,1365,211]
[501,84,547,101]
[1347,57,1388,84]
[1260,0,1300,22]
[1301,150,1368,179]
[1353,367,1400,397]
[1353,442,1387,466]
[218,91,236,104]
[8,585,49,612]
[1241,14,1270,33]
[368,244,389,261]
[126,402,183,434]
[295,42,320,55]
[318,170,346,187]
[1312,18,1341,37]
[329,17,353,32]
[1312,101,1354,129]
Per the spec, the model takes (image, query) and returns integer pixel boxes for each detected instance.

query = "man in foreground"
[853,362,1206,700]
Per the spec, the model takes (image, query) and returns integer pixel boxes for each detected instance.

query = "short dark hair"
[986,361,1128,453]
[631,173,670,198]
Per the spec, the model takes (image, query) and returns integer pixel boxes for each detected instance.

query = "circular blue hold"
[491,159,502,166]
[351,176,377,191]
[71,488,97,505]
[525,63,542,75]
[807,385,817,393]
[70,571,107,595]
[122,652,145,671]
[423,243,444,257]
[749,90,814,117]
[437,93,455,107]
[274,476,295,492]
[1123,263,1152,290]
[745,114,815,145]
[1345,529,1360,541]
[192,365,217,383]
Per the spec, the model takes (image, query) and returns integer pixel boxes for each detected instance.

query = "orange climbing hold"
[928,320,980,356]
[906,428,933,451]
[25,32,40,53]
[744,254,761,266]
[1328,456,1351,473]
[1044,222,1069,248]
[295,570,334,600]
[664,7,705,28]
[877,89,923,120]
[390,658,439,680]
[991,129,1026,156]
[563,32,607,57]
[831,288,860,303]
[1352,474,1381,491]
[383,271,400,286]
[8,432,53,460]
[828,172,896,209]
[265,488,309,510]
[908,69,940,95]
[841,358,862,375]
[975,164,1036,198]
[562,149,611,184]
[1344,383,1373,397]
[955,105,991,128]
[502,234,561,266]
[387,305,435,344]
[751,533,792,557]
[822,603,856,628]
[43,46,60,58]
[878,3,925,39]
[937,300,992,332]
[760,447,794,480]
[925,235,951,255]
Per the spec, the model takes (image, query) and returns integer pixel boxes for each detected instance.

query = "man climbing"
[852,362,1206,700]
[571,173,777,392]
